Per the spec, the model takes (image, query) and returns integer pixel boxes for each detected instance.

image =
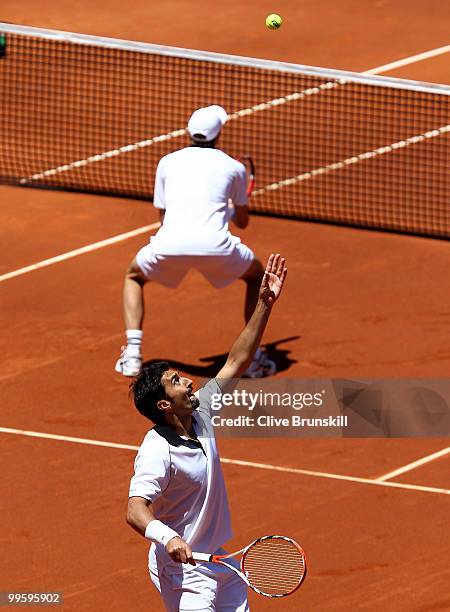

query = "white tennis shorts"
[135,243,254,289]
[150,560,250,612]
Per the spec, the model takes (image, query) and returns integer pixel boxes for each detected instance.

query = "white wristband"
[145,520,179,547]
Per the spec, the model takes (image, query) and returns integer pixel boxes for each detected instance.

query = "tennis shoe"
[115,346,142,377]
[242,349,276,378]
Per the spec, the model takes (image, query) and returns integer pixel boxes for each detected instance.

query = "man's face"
[160,369,200,418]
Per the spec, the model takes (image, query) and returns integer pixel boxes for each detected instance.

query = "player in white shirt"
[127,254,287,612]
[115,105,275,379]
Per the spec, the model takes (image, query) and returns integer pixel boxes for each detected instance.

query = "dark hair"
[130,361,170,424]
[190,135,218,148]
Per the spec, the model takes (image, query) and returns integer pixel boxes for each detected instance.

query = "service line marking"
[0,222,160,283]
[1,427,449,496]
[219,458,449,495]
[376,446,450,482]
[364,45,450,76]
[0,427,139,451]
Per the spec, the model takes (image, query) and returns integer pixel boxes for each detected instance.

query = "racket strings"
[242,537,306,596]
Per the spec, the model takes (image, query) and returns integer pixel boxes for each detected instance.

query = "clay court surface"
[1,2,449,610]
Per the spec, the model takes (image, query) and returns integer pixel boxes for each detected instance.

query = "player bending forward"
[127,254,287,612]
[116,104,275,379]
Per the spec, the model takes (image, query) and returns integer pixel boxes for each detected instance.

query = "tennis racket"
[236,155,255,197]
[193,535,307,598]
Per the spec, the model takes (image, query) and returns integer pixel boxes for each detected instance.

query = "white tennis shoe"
[115,346,142,377]
[242,348,276,378]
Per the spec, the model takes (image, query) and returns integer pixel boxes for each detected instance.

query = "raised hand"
[259,253,287,307]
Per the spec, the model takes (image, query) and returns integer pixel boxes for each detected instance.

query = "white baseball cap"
[187,105,228,142]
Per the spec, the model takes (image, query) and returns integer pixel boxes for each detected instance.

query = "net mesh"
[242,536,306,596]
[1,24,449,237]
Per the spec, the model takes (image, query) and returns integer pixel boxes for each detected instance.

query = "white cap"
[187,105,228,142]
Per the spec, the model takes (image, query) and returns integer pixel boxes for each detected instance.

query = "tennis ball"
[266,14,282,30]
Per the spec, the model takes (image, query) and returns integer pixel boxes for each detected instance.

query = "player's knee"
[125,260,147,285]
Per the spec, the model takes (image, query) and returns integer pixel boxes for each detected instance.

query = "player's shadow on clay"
[144,336,299,378]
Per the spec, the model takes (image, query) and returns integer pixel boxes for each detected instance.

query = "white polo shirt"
[129,379,232,573]
[150,147,248,255]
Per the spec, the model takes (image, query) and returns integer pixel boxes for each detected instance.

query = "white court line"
[0,222,160,283]
[0,427,139,450]
[219,458,450,495]
[252,124,450,197]
[1,427,449,496]
[376,446,450,482]
[364,46,450,75]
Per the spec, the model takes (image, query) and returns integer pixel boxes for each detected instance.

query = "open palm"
[259,253,288,307]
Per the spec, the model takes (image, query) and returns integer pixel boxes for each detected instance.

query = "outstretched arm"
[216,253,287,383]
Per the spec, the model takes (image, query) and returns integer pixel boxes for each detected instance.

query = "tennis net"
[1,23,449,237]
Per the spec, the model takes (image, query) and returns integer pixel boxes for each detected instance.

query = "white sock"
[126,329,143,354]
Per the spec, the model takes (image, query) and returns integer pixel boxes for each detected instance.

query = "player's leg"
[194,244,258,321]
[115,258,147,377]
[123,258,147,330]
[151,565,217,612]
[116,246,190,376]
[215,569,250,612]
[197,247,276,378]
[239,255,276,377]
[239,257,264,323]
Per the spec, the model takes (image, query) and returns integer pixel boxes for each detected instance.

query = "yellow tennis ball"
[266,14,282,30]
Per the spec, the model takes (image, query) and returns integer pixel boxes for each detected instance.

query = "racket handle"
[192,552,213,562]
